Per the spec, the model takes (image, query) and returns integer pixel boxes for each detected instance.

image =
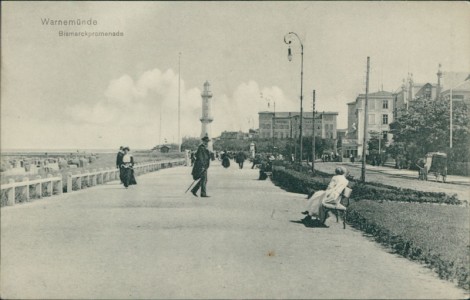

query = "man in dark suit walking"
[116,146,125,183]
[190,136,211,198]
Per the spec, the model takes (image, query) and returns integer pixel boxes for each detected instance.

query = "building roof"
[441,72,470,90]
[442,79,470,93]
[356,90,394,98]
[259,111,338,118]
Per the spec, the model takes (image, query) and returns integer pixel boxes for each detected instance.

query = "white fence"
[1,159,185,207]
[0,174,63,206]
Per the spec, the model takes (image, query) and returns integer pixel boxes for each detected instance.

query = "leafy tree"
[367,130,388,165]
[303,137,336,161]
[213,139,252,152]
[389,98,469,168]
[181,137,201,151]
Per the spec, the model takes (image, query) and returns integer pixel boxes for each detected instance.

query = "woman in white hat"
[121,147,137,188]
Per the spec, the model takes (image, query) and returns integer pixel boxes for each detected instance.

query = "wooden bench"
[321,187,352,229]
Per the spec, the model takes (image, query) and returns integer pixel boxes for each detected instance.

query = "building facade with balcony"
[344,91,395,159]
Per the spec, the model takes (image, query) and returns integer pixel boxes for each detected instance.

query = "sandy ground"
[1,163,468,299]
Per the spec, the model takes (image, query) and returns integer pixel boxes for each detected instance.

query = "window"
[383,100,388,109]
[368,114,376,124]
[425,87,432,100]
[382,131,388,140]
[382,114,388,125]
[369,99,375,110]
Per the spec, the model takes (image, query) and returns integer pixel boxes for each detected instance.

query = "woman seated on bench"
[301,166,349,222]
[258,156,273,180]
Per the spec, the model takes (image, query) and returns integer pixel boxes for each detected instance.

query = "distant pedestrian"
[251,154,261,169]
[121,147,137,188]
[235,151,246,169]
[258,156,273,180]
[221,150,230,168]
[116,146,125,183]
[190,151,196,166]
[190,136,211,197]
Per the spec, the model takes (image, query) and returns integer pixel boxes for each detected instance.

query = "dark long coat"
[191,144,210,180]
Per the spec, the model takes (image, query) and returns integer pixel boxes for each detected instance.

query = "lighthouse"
[200,81,214,150]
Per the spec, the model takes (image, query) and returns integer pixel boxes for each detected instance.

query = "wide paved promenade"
[1,164,467,299]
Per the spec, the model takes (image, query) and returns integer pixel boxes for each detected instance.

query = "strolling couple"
[116,146,137,189]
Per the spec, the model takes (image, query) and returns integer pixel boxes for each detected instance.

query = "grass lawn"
[347,200,470,290]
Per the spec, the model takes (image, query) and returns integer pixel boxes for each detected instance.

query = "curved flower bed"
[272,166,460,205]
[271,166,468,290]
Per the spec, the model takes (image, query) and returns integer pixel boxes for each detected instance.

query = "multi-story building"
[344,66,469,160]
[344,91,395,159]
[393,74,438,118]
[440,73,470,113]
[394,70,470,118]
[258,111,338,140]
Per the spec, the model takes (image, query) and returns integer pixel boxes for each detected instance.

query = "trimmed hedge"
[272,166,461,205]
[347,201,469,290]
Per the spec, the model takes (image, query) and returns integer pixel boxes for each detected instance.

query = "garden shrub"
[272,166,461,205]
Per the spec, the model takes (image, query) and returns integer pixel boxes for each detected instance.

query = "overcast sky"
[1,1,469,150]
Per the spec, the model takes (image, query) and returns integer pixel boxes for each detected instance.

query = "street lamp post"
[312,90,316,173]
[284,32,304,164]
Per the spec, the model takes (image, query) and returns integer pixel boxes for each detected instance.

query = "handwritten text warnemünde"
[41,18,98,26]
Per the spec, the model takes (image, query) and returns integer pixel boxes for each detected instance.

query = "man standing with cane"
[190,135,211,198]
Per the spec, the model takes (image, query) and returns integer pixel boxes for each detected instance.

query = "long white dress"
[306,174,349,217]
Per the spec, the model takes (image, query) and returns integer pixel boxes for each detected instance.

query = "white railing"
[66,159,185,192]
[1,174,63,206]
[1,159,185,207]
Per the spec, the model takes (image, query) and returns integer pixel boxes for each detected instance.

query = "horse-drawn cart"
[418,152,447,183]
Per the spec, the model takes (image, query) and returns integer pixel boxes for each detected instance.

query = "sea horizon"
[0,148,149,155]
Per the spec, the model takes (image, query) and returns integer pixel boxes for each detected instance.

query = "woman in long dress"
[302,166,349,221]
[121,147,137,188]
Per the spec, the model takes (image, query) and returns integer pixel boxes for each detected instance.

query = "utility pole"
[159,103,162,145]
[178,52,181,152]
[312,90,316,173]
[378,124,382,157]
[273,100,276,151]
[450,88,453,148]
[361,57,370,182]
